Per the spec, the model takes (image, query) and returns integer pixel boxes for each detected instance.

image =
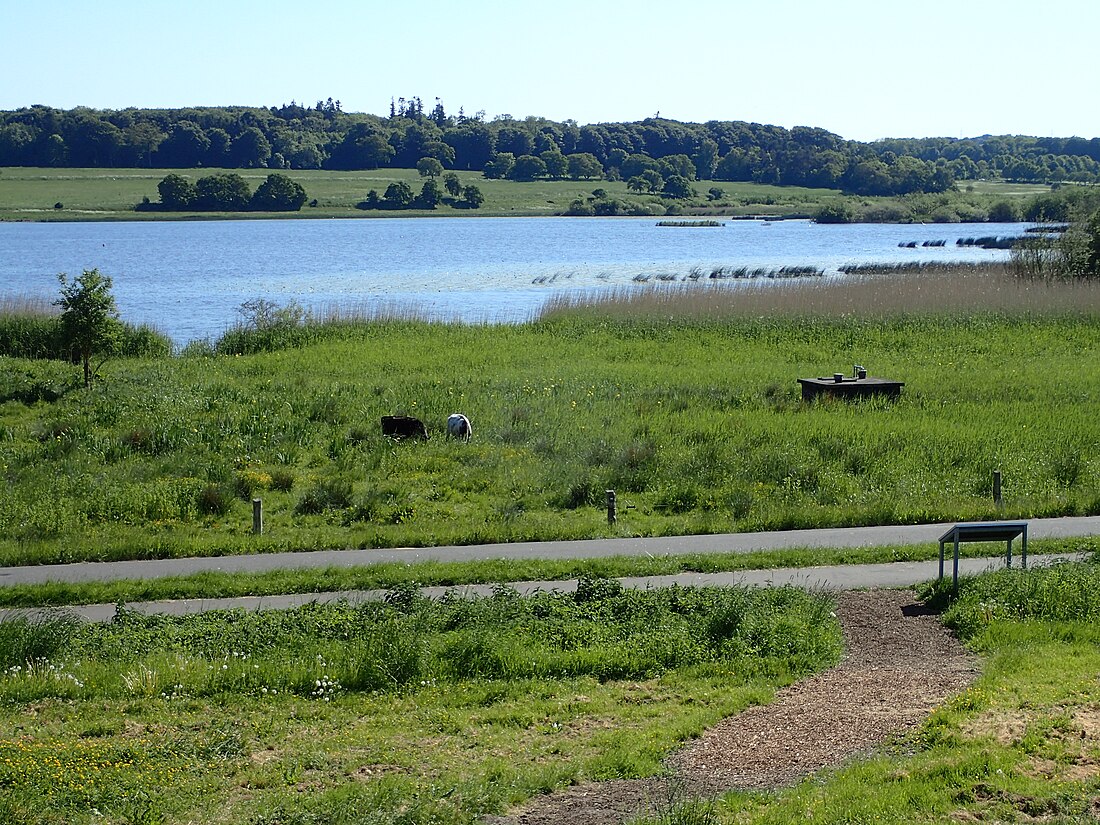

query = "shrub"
[988,200,1020,222]
[234,469,274,499]
[0,613,79,669]
[270,468,296,492]
[196,484,232,516]
[295,476,354,515]
[814,202,854,224]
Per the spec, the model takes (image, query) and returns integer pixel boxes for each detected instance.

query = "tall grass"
[540,262,1100,320]
[0,583,840,825]
[2,299,1100,565]
[0,298,172,361]
[925,557,1100,639]
[0,582,840,702]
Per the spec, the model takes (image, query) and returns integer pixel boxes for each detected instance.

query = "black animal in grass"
[381,415,429,440]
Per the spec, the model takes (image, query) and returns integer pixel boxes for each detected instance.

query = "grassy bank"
[0,166,1047,222]
[2,269,1099,567]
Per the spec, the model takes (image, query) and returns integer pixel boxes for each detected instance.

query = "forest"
[2,97,1099,197]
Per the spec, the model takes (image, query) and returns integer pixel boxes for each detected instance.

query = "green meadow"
[0,166,1044,222]
[2,266,1099,568]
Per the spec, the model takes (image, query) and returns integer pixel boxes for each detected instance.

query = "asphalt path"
[1,516,1097,623]
[8,550,1079,623]
[1,515,1097,587]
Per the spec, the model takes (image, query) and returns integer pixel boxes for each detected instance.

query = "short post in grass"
[252,498,263,535]
[993,470,1003,511]
[606,489,617,525]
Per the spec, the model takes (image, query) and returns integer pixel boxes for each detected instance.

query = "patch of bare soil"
[483,589,979,825]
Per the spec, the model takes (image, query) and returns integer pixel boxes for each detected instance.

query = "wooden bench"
[938,521,1028,591]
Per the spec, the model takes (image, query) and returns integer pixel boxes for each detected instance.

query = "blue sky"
[2,0,1097,142]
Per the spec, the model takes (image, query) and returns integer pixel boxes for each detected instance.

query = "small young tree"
[443,172,461,197]
[55,268,121,387]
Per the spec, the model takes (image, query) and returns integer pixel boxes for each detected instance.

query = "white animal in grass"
[446,413,472,442]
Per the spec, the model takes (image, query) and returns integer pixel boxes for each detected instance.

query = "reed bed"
[955,235,1021,250]
[655,220,724,227]
[541,262,1100,320]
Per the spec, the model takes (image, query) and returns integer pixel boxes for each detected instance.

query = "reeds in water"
[540,262,1100,320]
[655,220,724,227]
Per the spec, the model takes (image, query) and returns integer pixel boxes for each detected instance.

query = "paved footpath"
[2,515,1098,587]
[1,516,1096,622]
[18,551,1080,623]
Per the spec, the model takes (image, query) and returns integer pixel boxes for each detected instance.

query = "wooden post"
[606,489,617,525]
[993,470,1003,510]
[252,498,263,535]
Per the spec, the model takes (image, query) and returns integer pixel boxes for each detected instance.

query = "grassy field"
[0,167,1046,222]
[2,266,1099,568]
[0,580,842,825]
[3,256,1099,823]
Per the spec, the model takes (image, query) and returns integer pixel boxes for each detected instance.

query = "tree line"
[151,172,307,211]
[2,100,1099,195]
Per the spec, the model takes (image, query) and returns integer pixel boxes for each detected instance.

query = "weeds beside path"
[484,590,979,825]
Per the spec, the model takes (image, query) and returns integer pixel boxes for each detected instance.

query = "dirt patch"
[484,589,979,825]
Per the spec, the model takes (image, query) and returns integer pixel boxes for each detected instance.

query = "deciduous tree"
[416,156,444,178]
[508,154,546,181]
[460,184,484,208]
[250,173,307,211]
[55,268,121,387]
[662,175,696,199]
[417,178,443,208]
[384,181,415,208]
[157,173,196,209]
[195,173,252,210]
[566,153,602,180]
[483,152,515,179]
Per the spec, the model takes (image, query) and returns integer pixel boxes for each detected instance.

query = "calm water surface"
[0,217,1026,345]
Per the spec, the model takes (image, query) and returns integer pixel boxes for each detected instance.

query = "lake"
[0,217,1027,345]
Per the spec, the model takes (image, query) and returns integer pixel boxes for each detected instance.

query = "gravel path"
[484,589,978,825]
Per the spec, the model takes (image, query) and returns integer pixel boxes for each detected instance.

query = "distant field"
[958,179,1052,197]
[0,166,849,221]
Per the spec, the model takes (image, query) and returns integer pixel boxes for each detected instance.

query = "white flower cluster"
[5,658,84,688]
[311,674,340,701]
